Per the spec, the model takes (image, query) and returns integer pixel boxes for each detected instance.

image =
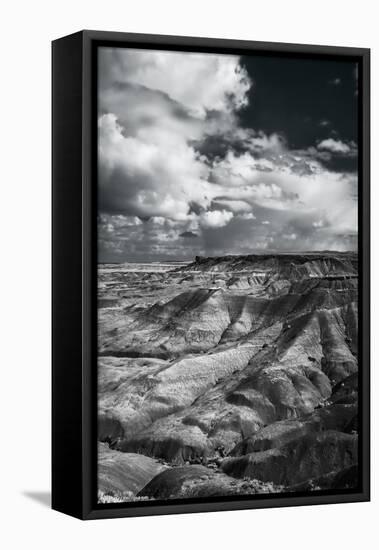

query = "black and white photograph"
[2,0,376,542]
[97,45,361,504]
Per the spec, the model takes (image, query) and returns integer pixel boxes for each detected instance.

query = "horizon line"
[98,249,358,264]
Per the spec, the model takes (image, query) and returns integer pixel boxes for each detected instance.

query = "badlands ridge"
[97,252,359,502]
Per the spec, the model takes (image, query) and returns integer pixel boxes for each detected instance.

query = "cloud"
[317,138,356,155]
[245,132,286,154]
[99,47,251,119]
[180,231,199,238]
[98,213,204,262]
[212,199,252,213]
[98,47,358,261]
[199,209,234,228]
[312,220,324,228]
[98,113,212,220]
[238,212,256,220]
[329,78,341,85]
[98,48,253,227]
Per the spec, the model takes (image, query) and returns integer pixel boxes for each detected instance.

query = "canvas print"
[97,46,359,504]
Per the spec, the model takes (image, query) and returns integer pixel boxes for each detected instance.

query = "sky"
[98,47,358,263]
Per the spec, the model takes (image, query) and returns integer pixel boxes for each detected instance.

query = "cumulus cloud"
[99,113,212,220]
[98,48,254,227]
[99,47,251,119]
[199,209,234,228]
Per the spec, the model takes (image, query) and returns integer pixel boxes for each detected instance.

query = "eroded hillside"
[97,253,359,502]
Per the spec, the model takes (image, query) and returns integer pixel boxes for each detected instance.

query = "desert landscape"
[97,252,359,502]
[96,46,359,503]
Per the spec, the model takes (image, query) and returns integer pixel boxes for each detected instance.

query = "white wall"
[1,1,376,548]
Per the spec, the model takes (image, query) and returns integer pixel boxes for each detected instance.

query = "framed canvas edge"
[61,28,371,56]
[52,31,85,519]
[53,30,370,520]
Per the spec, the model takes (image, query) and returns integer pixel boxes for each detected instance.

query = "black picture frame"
[52,30,370,520]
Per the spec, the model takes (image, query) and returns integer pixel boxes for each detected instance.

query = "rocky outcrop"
[97,442,167,496]
[287,465,359,492]
[116,355,334,463]
[231,403,357,455]
[221,431,358,486]
[138,465,280,499]
[183,252,357,278]
[330,372,358,404]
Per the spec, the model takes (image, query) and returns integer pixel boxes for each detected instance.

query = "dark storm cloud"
[98,48,358,262]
